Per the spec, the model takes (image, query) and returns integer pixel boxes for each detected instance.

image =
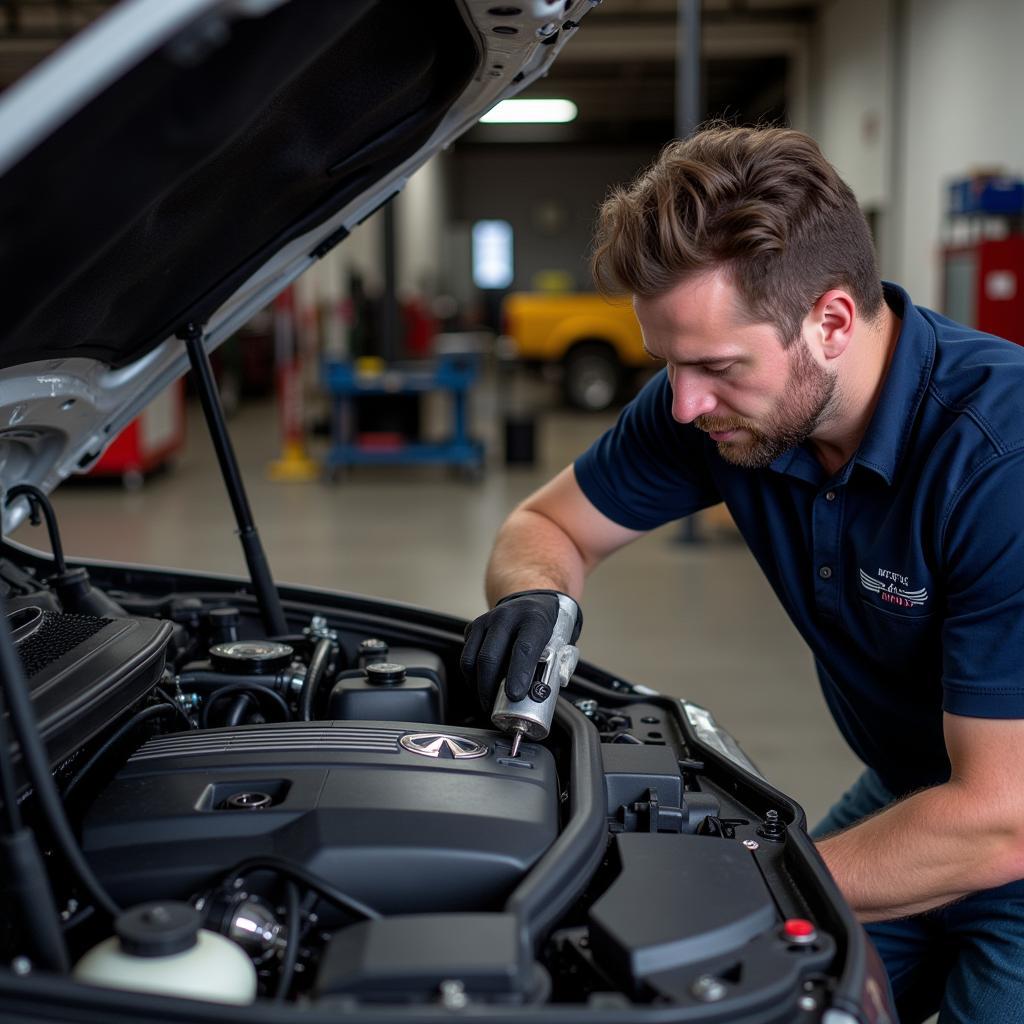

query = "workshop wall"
[450,145,659,294]
[897,0,1024,307]
[396,153,448,298]
[304,153,447,316]
[816,0,1024,309]
[813,0,892,268]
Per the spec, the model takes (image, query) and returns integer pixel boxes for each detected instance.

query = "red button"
[783,918,816,939]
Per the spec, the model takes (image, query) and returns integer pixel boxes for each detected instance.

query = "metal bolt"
[690,975,727,1002]
[11,957,31,976]
[536,21,559,37]
[742,839,760,850]
[798,994,818,1012]
[305,616,338,642]
[439,979,468,1010]
[574,698,598,717]
[758,808,786,842]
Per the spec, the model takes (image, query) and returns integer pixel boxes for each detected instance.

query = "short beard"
[695,341,839,469]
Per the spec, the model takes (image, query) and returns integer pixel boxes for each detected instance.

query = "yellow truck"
[501,292,653,411]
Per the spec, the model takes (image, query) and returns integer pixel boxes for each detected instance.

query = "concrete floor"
[26,383,863,825]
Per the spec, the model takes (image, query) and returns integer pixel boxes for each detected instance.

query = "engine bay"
[0,518,864,1022]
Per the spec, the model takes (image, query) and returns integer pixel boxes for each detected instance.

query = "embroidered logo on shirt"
[859,568,929,608]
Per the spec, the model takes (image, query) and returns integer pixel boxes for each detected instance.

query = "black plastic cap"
[365,662,407,686]
[208,606,241,644]
[208,607,241,627]
[115,902,200,958]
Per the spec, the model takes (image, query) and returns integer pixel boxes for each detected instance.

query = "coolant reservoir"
[328,662,443,723]
[74,902,256,1004]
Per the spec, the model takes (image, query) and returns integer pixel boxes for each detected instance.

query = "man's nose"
[670,370,717,424]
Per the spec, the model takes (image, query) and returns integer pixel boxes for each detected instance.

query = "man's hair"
[591,124,884,345]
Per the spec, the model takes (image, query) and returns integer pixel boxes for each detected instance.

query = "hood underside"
[0,0,589,525]
[2,0,475,372]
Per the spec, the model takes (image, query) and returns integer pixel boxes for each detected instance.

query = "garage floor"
[29,385,863,826]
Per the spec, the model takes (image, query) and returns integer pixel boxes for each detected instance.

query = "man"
[461,125,1024,1023]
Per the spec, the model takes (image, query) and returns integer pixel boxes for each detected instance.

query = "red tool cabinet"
[89,380,185,486]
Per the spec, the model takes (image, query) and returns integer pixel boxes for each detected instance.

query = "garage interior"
[2,0,1022,835]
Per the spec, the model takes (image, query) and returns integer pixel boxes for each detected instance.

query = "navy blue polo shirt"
[575,284,1024,796]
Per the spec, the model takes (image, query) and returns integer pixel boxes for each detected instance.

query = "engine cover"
[80,721,558,915]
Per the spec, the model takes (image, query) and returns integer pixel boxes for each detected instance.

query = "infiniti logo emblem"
[399,733,488,760]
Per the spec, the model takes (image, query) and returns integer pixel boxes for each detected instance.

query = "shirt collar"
[851,282,935,485]
[766,282,935,487]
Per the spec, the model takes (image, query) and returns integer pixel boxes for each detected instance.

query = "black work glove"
[461,589,582,711]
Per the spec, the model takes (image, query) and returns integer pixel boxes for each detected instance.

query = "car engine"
[0,535,871,1021]
[81,720,559,915]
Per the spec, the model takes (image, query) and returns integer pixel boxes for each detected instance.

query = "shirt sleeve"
[573,370,721,531]
[941,449,1024,717]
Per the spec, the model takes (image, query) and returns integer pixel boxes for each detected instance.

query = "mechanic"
[460,125,1024,1024]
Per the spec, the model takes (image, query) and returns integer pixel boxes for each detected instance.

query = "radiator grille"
[129,723,404,762]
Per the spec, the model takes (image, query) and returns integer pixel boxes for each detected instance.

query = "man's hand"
[461,590,582,710]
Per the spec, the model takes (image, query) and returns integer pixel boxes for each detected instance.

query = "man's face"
[633,270,839,469]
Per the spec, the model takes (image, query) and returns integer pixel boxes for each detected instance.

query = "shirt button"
[819,566,833,580]
[825,490,837,502]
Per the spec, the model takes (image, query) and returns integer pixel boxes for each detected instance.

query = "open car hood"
[0,0,590,529]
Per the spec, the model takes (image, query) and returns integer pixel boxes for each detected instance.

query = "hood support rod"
[180,323,288,638]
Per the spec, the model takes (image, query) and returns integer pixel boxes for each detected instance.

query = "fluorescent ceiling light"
[480,99,578,124]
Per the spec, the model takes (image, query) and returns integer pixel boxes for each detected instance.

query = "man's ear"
[805,289,855,361]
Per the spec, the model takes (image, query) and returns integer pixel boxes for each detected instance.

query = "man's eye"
[704,363,734,377]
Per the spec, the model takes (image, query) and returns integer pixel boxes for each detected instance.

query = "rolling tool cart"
[322,351,485,478]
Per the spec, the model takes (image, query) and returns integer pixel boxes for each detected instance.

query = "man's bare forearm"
[817,780,1024,922]
[484,508,590,606]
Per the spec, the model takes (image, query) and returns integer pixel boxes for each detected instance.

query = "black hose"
[0,677,69,972]
[225,856,380,921]
[0,685,22,835]
[505,701,606,949]
[274,881,300,1002]
[178,670,291,697]
[200,684,290,729]
[4,486,67,574]
[299,638,334,722]
[61,704,182,805]
[0,597,120,921]
[223,694,257,728]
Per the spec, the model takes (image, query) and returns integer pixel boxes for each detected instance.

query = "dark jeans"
[814,770,1024,1023]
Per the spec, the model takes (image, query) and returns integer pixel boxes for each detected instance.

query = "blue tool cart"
[322,351,485,478]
